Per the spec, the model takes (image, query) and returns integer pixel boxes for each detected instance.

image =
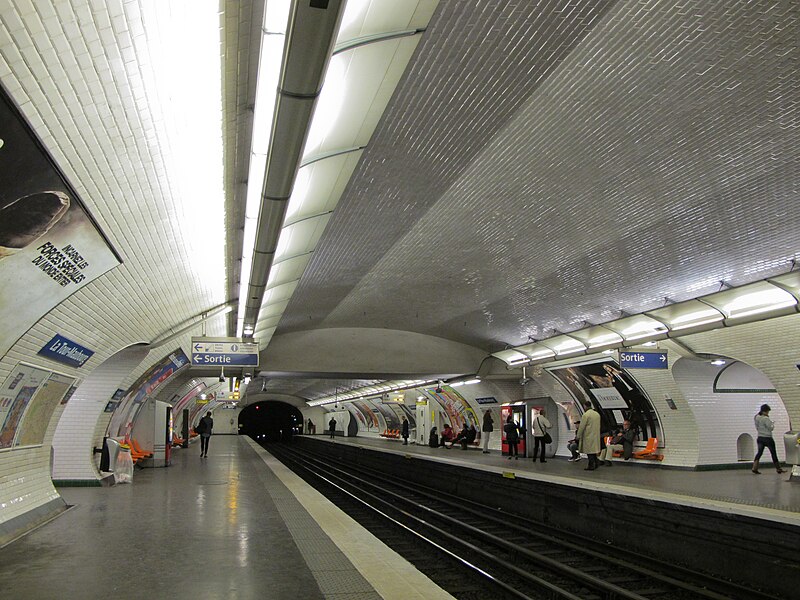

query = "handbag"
[537,416,552,444]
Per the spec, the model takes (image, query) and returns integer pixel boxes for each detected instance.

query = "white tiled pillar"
[51,344,148,482]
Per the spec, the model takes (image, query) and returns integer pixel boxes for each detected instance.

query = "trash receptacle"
[784,431,800,465]
[115,443,134,484]
[105,438,121,472]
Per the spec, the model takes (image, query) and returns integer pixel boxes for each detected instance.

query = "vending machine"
[152,401,173,467]
[501,402,527,457]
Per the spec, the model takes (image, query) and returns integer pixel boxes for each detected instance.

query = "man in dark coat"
[401,417,410,445]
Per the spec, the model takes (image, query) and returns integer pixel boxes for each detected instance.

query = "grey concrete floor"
[3,437,325,600]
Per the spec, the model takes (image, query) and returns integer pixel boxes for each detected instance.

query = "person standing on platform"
[307,418,314,435]
[752,404,785,474]
[481,410,494,454]
[532,409,551,463]
[328,416,337,440]
[401,417,410,445]
[577,401,601,471]
[504,415,519,460]
[199,412,213,458]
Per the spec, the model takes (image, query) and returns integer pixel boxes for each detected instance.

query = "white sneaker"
[567,457,576,462]
[575,455,583,461]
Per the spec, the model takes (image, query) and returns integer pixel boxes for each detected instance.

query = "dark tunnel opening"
[238,401,303,443]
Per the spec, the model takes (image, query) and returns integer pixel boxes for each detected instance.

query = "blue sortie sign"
[619,350,668,369]
[38,334,94,367]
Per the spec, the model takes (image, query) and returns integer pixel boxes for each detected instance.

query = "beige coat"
[577,408,601,454]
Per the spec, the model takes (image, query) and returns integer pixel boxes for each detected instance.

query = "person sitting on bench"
[428,427,440,448]
[459,424,477,450]
[440,424,455,448]
[598,420,636,465]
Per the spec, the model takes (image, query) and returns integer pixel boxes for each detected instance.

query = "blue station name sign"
[38,334,94,368]
[619,350,668,369]
[190,337,259,367]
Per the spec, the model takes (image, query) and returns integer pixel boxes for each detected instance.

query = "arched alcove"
[672,357,789,466]
[737,433,754,462]
[51,344,149,483]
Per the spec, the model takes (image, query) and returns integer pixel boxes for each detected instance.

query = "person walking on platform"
[198,412,213,458]
[577,402,601,470]
[401,417,410,445]
[481,410,494,454]
[532,410,551,463]
[328,416,337,440]
[752,404,785,474]
[504,415,519,460]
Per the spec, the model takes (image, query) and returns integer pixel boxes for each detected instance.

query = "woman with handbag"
[532,410,552,463]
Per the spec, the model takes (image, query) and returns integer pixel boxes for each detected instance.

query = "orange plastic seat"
[632,437,658,458]
[131,438,153,458]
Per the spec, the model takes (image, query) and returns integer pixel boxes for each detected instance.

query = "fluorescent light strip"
[237,1,291,336]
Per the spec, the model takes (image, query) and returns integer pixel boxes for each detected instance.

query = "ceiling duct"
[242,0,346,333]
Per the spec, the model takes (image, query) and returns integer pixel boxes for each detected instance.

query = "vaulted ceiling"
[1,0,797,404]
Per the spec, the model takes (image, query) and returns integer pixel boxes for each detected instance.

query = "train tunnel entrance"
[238,401,303,442]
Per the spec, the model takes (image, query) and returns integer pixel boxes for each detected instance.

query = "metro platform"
[316,434,800,524]
[1,436,454,600]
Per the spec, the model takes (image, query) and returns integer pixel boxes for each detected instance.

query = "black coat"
[504,422,519,443]
[402,420,409,436]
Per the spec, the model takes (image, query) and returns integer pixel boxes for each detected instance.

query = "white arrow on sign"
[660,354,667,362]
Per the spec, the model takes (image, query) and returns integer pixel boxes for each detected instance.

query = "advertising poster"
[173,383,207,415]
[108,349,190,437]
[384,401,416,428]
[61,383,78,405]
[15,371,75,447]
[104,388,126,413]
[427,386,478,431]
[548,360,661,439]
[345,403,369,429]
[352,400,379,428]
[370,400,401,430]
[0,363,51,449]
[0,86,121,356]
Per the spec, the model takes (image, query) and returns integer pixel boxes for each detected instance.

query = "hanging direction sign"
[190,337,259,367]
[619,350,668,369]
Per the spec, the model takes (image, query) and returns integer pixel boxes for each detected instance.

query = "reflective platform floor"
[317,435,800,523]
[2,436,453,600]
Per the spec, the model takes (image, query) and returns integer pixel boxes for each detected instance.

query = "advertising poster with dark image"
[548,360,661,440]
[0,86,121,356]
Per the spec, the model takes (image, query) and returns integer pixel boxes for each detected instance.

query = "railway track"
[267,443,777,600]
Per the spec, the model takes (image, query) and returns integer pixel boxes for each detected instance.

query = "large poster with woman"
[548,359,661,440]
[0,86,121,356]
